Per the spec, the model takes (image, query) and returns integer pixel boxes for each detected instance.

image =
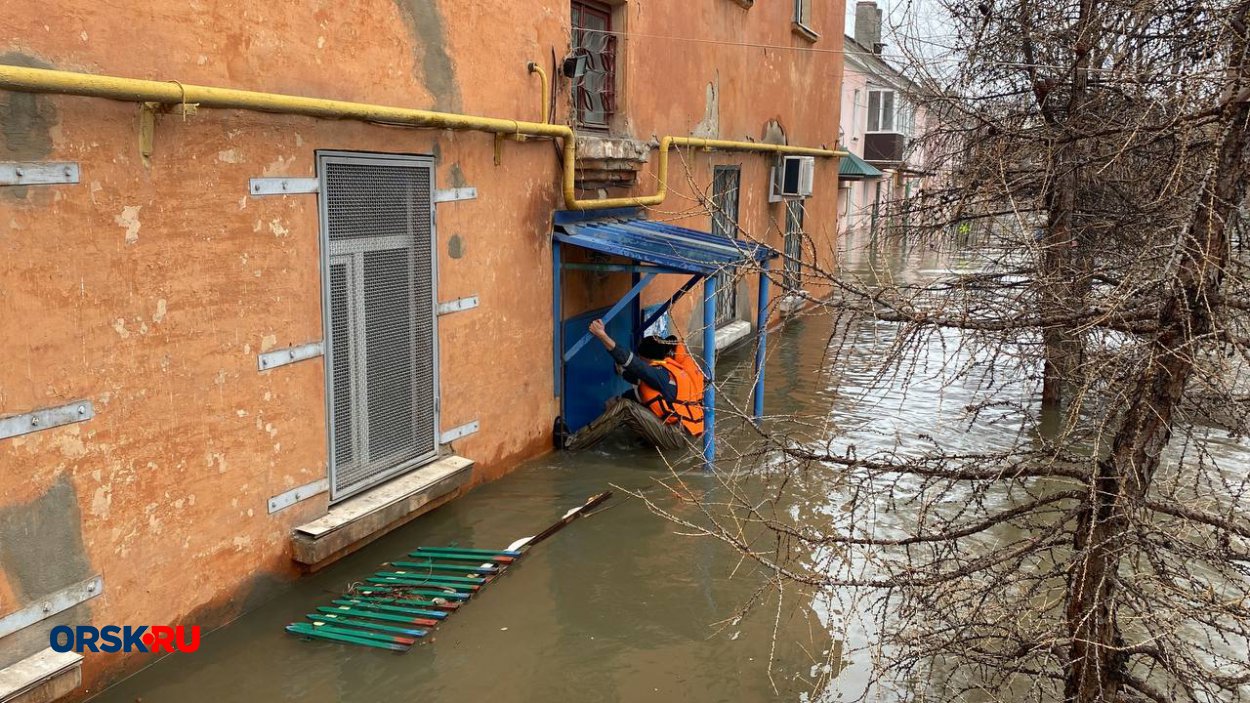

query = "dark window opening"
[571,1,617,129]
[711,166,741,326]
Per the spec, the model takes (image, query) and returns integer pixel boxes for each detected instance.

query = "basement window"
[571,1,617,129]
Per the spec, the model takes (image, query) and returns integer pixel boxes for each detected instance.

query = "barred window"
[712,166,742,326]
[784,200,805,290]
[571,1,617,129]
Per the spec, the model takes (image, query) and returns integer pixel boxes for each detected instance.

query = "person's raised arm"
[589,320,677,401]
[588,319,616,351]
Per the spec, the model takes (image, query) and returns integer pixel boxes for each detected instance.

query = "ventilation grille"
[330,262,355,469]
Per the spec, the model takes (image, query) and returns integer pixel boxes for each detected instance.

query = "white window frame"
[867,88,897,134]
[851,88,861,140]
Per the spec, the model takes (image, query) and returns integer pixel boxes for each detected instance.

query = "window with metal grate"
[712,166,742,326]
[784,200,805,291]
[571,1,617,129]
[319,153,439,501]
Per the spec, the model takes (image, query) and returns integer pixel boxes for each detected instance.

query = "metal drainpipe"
[701,274,717,470]
[0,64,845,211]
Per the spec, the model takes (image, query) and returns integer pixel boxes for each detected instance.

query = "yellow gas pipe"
[525,61,549,124]
[0,63,844,211]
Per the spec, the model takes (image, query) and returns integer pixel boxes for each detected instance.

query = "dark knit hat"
[637,335,674,360]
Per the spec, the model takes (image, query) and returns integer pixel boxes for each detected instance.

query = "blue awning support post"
[641,274,703,331]
[550,211,781,458]
[630,265,642,346]
[562,272,656,363]
[552,240,563,398]
[752,259,771,425]
[702,273,717,470]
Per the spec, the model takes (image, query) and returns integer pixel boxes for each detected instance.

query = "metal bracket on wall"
[0,162,80,187]
[267,478,329,514]
[139,102,157,166]
[249,178,320,196]
[433,187,477,203]
[0,575,103,639]
[138,101,197,167]
[492,132,528,166]
[436,296,479,316]
[258,341,324,371]
[439,420,480,444]
[0,401,94,442]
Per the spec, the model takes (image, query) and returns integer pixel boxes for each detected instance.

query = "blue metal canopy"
[553,208,776,275]
[551,207,775,469]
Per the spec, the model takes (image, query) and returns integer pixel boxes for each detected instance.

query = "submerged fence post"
[702,273,717,470]
[753,259,771,425]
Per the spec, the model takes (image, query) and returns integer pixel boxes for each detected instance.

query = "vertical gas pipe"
[702,274,718,469]
[752,259,771,424]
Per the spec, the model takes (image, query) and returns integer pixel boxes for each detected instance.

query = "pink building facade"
[838,1,931,239]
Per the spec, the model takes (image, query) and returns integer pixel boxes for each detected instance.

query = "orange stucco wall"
[0,0,842,693]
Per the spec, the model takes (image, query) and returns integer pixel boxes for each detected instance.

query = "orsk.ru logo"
[49,625,202,653]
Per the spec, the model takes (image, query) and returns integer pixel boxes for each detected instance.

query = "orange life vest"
[672,342,705,403]
[637,353,705,436]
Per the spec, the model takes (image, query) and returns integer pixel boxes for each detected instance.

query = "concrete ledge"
[0,649,81,703]
[714,320,752,351]
[292,455,474,570]
[791,21,820,42]
[573,135,652,162]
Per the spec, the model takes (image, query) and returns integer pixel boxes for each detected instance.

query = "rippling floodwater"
[92,238,1246,702]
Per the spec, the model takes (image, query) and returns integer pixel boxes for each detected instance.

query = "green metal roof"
[839,151,884,180]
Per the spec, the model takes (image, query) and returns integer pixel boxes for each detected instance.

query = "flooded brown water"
[87,406,845,701]
[90,238,1247,702]
[81,242,1040,703]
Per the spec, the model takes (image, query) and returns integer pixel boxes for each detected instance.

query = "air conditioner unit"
[774,155,816,198]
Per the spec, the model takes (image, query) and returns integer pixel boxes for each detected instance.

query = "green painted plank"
[389,560,498,574]
[349,594,459,610]
[286,623,407,651]
[406,551,513,564]
[291,621,415,646]
[416,546,522,557]
[375,570,485,585]
[307,614,427,638]
[332,599,448,619]
[362,580,472,600]
[368,576,478,593]
[409,549,515,563]
[316,605,438,626]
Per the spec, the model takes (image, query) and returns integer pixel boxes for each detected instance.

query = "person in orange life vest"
[562,319,705,451]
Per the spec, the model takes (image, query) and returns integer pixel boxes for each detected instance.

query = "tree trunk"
[1038,0,1098,410]
[1062,66,1249,702]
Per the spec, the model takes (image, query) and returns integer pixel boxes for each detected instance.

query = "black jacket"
[606,345,679,404]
